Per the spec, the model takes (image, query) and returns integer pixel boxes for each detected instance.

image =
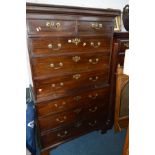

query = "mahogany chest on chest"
[26,3,121,155]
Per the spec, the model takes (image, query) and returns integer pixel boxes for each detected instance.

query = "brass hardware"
[89,120,97,126]
[46,21,51,27]
[68,38,81,45]
[51,84,56,87]
[38,88,42,92]
[60,82,64,86]
[73,74,81,79]
[90,42,101,48]
[50,63,54,67]
[91,23,103,29]
[72,56,81,62]
[48,43,62,50]
[89,93,98,99]
[50,22,55,27]
[56,116,67,123]
[46,21,61,29]
[89,106,98,112]
[83,42,87,46]
[74,108,82,114]
[74,96,82,101]
[36,27,41,32]
[55,22,61,28]
[54,103,58,107]
[51,82,64,88]
[57,130,68,137]
[89,58,99,64]
[48,44,52,48]
[124,42,129,48]
[89,76,99,82]
[54,101,66,109]
[50,62,63,69]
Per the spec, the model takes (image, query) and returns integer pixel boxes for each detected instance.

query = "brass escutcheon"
[72,56,81,62]
[68,38,81,45]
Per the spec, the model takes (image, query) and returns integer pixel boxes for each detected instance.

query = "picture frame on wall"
[114,15,121,31]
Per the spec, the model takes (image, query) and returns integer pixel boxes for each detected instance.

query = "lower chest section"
[36,87,110,148]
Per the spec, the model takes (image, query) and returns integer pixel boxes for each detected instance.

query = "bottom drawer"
[40,113,107,148]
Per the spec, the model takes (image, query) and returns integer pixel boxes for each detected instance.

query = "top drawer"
[27,20,113,37]
[27,14,114,37]
[27,19,76,36]
[78,21,113,36]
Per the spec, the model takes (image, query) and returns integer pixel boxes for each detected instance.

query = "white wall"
[26,0,128,10]
[26,0,129,87]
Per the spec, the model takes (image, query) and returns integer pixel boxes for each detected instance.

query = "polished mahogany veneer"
[26,3,121,155]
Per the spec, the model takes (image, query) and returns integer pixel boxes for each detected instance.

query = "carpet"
[49,128,126,155]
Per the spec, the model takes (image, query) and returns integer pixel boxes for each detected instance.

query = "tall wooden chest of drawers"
[26,3,121,155]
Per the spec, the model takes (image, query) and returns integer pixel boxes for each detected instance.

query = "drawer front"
[40,114,107,148]
[27,19,76,36]
[30,37,111,56]
[32,53,110,78]
[38,98,109,132]
[36,88,110,117]
[78,21,113,36]
[35,70,109,100]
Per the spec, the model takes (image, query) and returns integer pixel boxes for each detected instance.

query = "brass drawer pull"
[38,88,42,92]
[72,56,81,62]
[90,42,101,48]
[50,62,63,69]
[124,42,129,48]
[89,93,98,99]
[36,27,41,32]
[54,101,66,109]
[73,74,81,80]
[89,76,99,82]
[46,21,61,29]
[56,116,67,123]
[89,106,98,113]
[89,58,99,64]
[68,38,81,45]
[57,130,68,138]
[55,22,61,28]
[89,120,97,126]
[74,108,82,114]
[74,96,82,101]
[83,42,87,46]
[51,82,64,88]
[91,23,102,29]
[48,43,62,50]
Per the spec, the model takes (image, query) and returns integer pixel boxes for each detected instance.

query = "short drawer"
[32,52,110,78]
[78,21,113,36]
[38,99,108,132]
[27,19,76,36]
[30,37,111,56]
[36,88,110,116]
[40,114,107,148]
[35,70,109,100]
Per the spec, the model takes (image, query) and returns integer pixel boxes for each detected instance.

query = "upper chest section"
[26,3,121,37]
